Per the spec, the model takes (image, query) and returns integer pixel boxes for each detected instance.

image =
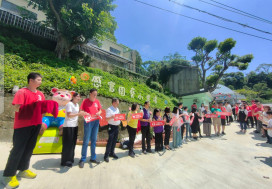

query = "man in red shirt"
[2,73,45,189]
[251,100,258,130]
[79,88,102,168]
[219,102,227,135]
[246,102,254,128]
[253,101,264,133]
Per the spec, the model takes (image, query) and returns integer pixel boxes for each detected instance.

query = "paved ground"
[0,122,272,189]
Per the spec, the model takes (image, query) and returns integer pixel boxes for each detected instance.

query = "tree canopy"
[28,0,117,59]
[188,36,253,92]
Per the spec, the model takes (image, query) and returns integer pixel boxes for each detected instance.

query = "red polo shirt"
[13,88,45,129]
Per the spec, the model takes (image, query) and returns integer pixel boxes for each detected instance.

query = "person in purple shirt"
[139,101,153,154]
[153,108,164,152]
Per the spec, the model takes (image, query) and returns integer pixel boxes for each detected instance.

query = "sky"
[111,0,272,75]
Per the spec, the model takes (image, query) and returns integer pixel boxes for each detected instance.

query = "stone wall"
[0,94,133,142]
[165,67,200,96]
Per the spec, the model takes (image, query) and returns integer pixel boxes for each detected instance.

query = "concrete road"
[0,122,272,189]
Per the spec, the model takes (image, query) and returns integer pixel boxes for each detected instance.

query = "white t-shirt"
[106,106,121,126]
[226,104,232,112]
[63,102,79,127]
[267,119,272,137]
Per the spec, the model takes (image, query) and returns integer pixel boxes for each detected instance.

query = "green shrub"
[149,81,164,92]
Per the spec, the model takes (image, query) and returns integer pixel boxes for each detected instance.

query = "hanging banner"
[114,114,126,121]
[131,112,143,119]
[150,120,165,127]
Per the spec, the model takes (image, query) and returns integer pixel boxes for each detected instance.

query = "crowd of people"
[2,72,272,189]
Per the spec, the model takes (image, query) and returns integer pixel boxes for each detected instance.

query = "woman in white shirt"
[61,92,88,167]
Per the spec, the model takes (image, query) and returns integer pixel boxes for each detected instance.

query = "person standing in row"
[183,106,192,141]
[163,107,172,150]
[2,73,45,189]
[191,108,202,140]
[238,104,248,133]
[104,98,121,163]
[246,103,254,128]
[172,107,182,148]
[253,101,264,134]
[140,101,152,154]
[178,103,186,143]
[219,102,227,135]
[127,103,140,158]
[203,105,212,137]
[153,109,164,152]
[61,92,88,167]
[225,102,233,125]
[79,88,102,168]
[211,103,222,136]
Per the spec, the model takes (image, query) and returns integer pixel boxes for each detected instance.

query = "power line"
[199,0,272,25]
[210,0,272,24]
[169,0,272,35]
[133,0,272,42]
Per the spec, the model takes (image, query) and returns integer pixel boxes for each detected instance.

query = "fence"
[0,8,149,77]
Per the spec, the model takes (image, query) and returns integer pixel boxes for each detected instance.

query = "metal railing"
[0,8,149,77]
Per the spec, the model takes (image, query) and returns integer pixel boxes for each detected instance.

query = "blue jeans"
[81,119,99,162]
[173,127,182,148]
[240,121,247,130]
[185,123,192,138]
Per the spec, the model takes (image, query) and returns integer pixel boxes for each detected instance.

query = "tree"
[221,72,245,90]
[28,0,117,59]
[256,63,272,73]
[188,37,253,92]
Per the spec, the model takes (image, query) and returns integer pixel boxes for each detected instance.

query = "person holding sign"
[172,107,182,148]
[127,103,140,158]
[139,101,153,154]
[153,109,164,152]
[237,104,248,133]
[79,88,102,168]
[61,92,88,168]
[203,105,212,137]
[211,103,222,136]
[104,98,121,163]
[219,102,227,135]
[163,107,172,150]
[191,108,203,140]
[183,107,192,141]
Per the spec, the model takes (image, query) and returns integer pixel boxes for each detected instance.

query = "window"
[110,47,121,55]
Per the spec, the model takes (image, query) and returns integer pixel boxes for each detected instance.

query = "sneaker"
[182,139,187,144]
[90,159,100,164]
[254,130,260,133]
[104,157,109,163]
[142,150,147,154]
[109,154,119,159]
[2,176,19,189]
[186,138,191,142]
[17,170,37,179]
[222,132,226,135]
[78,161,84,168]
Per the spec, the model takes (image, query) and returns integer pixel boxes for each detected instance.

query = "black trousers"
[104,125,119,158]
[254,116,258,128]
[3,125,41,177]
[155,133,163,151]
[164,125,171,146]
[61,126,78,165]
[226,116,233,124]
[141,125,151,151]
[181,125,185,139]
[247,117,254,128]
[127,126,136,153]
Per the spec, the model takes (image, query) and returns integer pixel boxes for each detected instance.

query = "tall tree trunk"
[55,35,71,59]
